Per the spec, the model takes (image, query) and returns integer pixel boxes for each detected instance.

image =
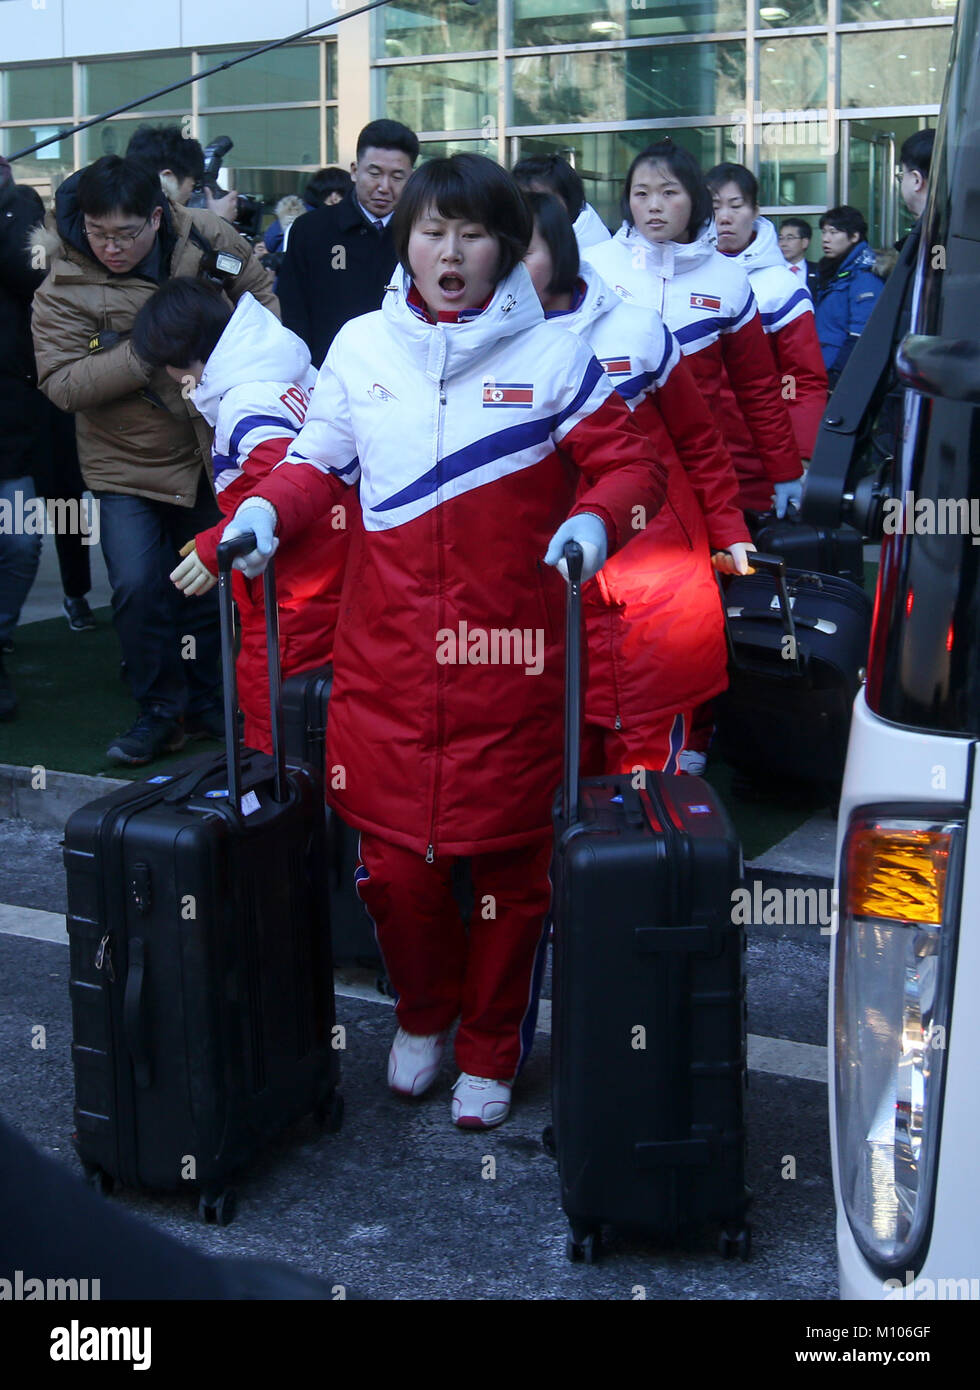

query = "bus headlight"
[835,818,961,1271]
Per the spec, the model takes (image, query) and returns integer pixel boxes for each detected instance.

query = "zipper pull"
[615,714,622,731]
[438,380,446,405]
[95,933,115,982]
[425,843,434,864]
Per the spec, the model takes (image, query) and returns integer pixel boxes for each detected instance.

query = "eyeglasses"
[83,217,151,250]
[779,234,803,242]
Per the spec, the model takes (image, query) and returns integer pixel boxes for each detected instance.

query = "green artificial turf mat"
[0,607,222,782]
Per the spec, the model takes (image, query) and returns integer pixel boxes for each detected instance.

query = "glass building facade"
[0,0,955,246]
[0,40,339,212]
[375,0,954,245]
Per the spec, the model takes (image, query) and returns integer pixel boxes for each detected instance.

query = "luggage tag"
[203,787,262,815]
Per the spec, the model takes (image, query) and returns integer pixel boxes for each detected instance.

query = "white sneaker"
[677,749,707,776]
[451,1073,512,1129]
[387,1027,449,1097]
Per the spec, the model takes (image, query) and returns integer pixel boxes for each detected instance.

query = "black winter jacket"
[0,172,46,482]
[276,189,397,367]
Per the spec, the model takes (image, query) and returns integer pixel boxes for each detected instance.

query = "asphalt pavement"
[0,541,841,1300]
[0,817,838,1301]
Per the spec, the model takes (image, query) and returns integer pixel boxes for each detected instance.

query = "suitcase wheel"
[718,1224,751,1261]
[82,1162,113,1197]
[199,1189,237,1226]
[566,1227,601,1265]
[314,1090,345,1134]
[541,1124,556,1159]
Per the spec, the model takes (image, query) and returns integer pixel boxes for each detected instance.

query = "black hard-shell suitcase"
[280,664,383,970]
[65,536,342,1223]
[745,508,865,587]
[715,554,872,790]
[548,542,750,1263]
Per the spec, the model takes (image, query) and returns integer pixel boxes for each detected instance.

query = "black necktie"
[373,219,384,234]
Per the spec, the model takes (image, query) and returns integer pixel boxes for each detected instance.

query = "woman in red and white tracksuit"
[584,138,804,518]
[524,190,754,776]
[135,283,351,755]
[706,162,827,511]
[220,155,668,1131]
[585,138,804,769]
[187,295,350,753]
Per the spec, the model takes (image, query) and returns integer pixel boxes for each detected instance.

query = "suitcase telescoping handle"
[215,533,288,810]
[562,540,584,827]
[720,550,802,676]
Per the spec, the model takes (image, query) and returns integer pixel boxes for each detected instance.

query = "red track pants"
[580,709,689,777]
[354,832,553,1081]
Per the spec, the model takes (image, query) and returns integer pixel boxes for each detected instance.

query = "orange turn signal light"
[845,824,952,926]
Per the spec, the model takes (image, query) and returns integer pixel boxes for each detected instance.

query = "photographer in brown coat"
[31,155,277,764]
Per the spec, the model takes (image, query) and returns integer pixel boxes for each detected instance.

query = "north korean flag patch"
[690,293,722,311]
[482,382,534,407]
[599,357,632,376]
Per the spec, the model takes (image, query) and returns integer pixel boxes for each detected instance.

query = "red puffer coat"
[242,263,669,856]
[545,269,749,734]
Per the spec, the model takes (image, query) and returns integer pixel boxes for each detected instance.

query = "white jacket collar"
[382,263,545,382]
[194,294,311,423]
[572,202,611,249]
[725,217,785,272]
[610,218,718,279]
[545,262,617,337]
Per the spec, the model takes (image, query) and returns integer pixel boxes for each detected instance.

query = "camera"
[188,135,265,241]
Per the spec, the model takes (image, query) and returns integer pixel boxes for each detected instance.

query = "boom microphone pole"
[7,0,480,164]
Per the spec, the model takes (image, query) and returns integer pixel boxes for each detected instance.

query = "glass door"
[841,121,895,248]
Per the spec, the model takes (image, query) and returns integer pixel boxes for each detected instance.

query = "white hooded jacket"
[281,261,626,534]
[544,262,679,403]
[573,202,612,250]
[584,218,802,493]
[193,292,317,498]
[724,216,815,335]
[584,219,758,355]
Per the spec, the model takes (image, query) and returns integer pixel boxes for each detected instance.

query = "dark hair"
[524,190,580,297]
[355,120,419,165]
[305,166,352,205]
[131,277,233,370]
[511,155,586,222]
[705,162,758,208]
[819,205,868,241]
[77,155,162,220]
[621,139,713,241]
[126,125,204,183]
[899,128,935,180]
[780,217,812,241]
[392,153,533,283]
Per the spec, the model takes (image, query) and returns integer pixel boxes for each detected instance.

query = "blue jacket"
[814,240,884,377]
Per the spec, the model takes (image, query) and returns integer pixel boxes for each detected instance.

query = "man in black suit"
[278,119,419,367]
[778,217,820,300]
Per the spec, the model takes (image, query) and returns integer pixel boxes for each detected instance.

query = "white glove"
[170,540,217,595]
[772,477,804,519]
[544,513,608,583]
[221,500,279,578]
[711,541,757,576]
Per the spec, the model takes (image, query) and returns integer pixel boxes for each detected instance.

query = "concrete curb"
[0,763,127,830]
